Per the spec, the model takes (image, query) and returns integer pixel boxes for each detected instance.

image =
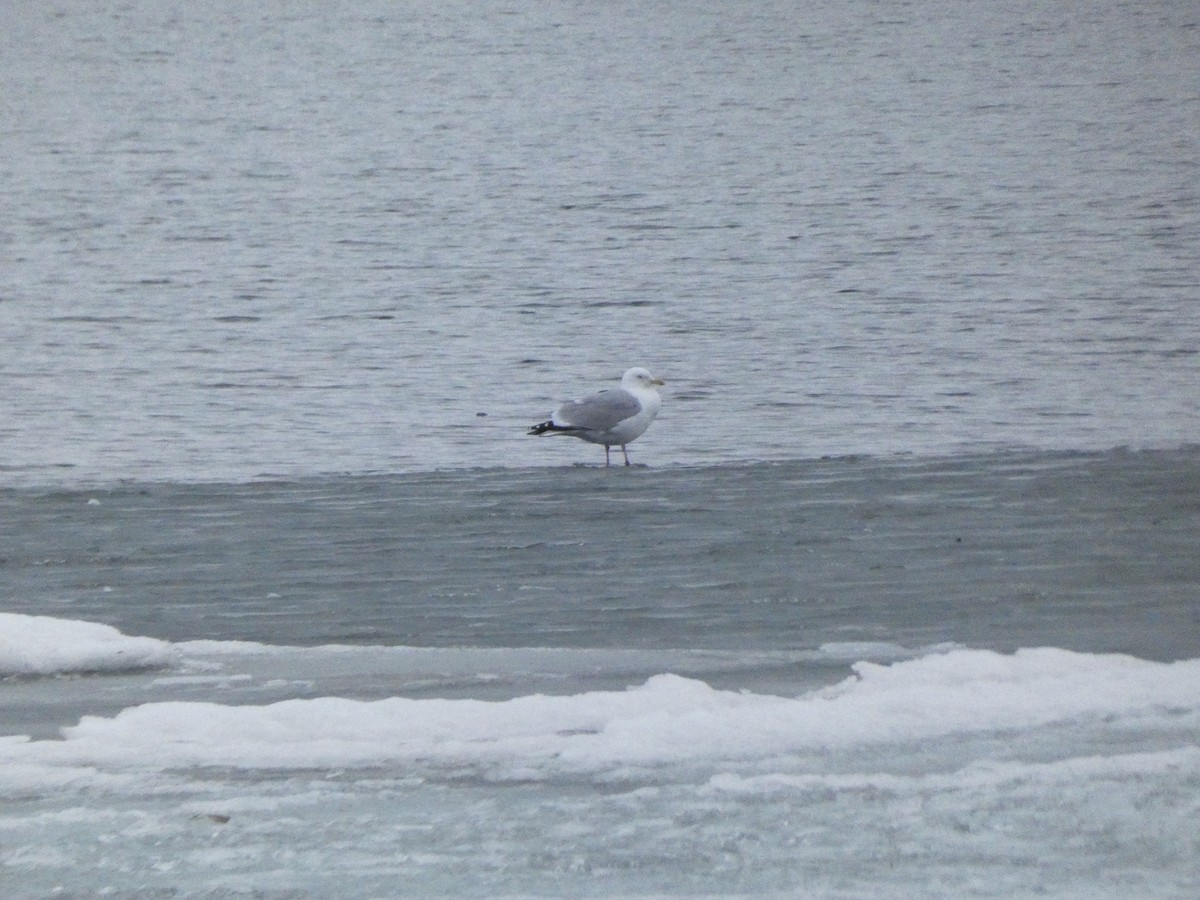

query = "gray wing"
[554,389,641,431]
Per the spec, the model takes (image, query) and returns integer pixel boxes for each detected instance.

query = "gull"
[527,367,665,466]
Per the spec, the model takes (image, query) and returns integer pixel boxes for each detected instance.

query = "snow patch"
[0,614,177,677]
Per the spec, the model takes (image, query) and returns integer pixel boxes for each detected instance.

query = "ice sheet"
[4,644,1197,783]
[3,618,1198,898]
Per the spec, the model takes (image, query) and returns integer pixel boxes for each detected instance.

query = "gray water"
[2,1,1200,897]
[3,0,1198,483]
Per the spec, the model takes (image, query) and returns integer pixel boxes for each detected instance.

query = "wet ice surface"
[4,448,1198,660]
[2,448,1199,897]
[2,640,1198,899]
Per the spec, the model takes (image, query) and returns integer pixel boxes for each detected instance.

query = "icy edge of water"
[3,441,1198,494]
[1,612,959,679]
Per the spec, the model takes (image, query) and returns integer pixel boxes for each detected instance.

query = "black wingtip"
[528,421,582,436]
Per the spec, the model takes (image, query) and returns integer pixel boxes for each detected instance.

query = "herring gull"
[527,367,665,466]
